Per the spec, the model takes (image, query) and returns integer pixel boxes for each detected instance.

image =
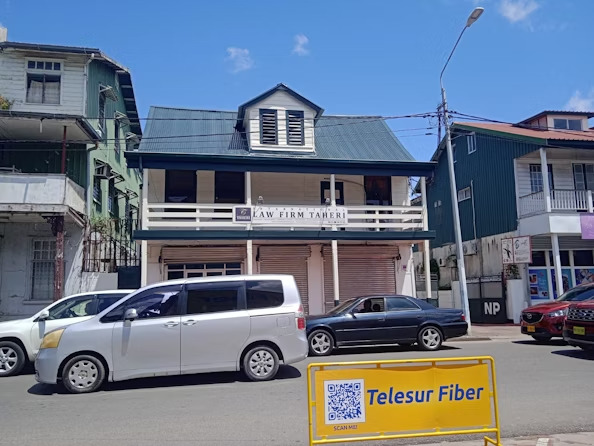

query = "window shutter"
[287,110,304,145]
[260,109,278,145]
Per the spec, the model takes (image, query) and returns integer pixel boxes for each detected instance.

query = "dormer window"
[260,109,278,145]
[287,110,304,145]
[554,118,582,131]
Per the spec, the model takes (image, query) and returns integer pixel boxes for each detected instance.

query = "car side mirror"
[124,308,138,321]
[38,310,50,321]
[350,310,357,318]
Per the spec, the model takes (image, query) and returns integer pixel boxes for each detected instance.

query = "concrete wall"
[0,221,84,317]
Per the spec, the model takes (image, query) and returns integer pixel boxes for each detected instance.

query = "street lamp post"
[439,7,484,336]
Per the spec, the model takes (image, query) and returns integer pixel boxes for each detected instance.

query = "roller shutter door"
[161,246,246,263]
[323,245,398,312]
[258,246,310,314]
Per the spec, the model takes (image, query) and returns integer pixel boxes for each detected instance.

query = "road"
[0,338,592,446]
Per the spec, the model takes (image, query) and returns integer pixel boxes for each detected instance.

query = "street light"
[439,7,484,336]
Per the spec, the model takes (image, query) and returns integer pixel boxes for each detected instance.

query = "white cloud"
[565,89,594,112]
[292,34,309,56]
[225,47,254,73]
[499,0,539,23]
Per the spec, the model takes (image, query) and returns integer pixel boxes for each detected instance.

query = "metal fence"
[83,219,139,273]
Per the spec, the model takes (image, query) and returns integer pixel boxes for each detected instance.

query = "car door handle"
[182,320,197,326]
[378,318,385,322]
[163,321,179,328]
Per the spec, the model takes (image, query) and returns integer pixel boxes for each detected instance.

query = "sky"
[1,0,593,161]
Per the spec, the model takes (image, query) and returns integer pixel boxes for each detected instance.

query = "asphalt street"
[0,337,592,446]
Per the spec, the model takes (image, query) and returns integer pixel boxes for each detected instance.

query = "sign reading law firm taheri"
[307,357,501,445]
[233,206,348,226]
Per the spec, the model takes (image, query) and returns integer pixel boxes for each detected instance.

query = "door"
[332,297,387,345]
[180,281,250,374]
[109,285,183,381]
[215,171,245,204]
[384,296,424,341]
[165,170,197,204]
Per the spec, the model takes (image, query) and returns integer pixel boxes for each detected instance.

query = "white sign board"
[233,205,348,226]
[502,236,532,264]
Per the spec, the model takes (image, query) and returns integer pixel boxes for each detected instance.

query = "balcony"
[0,172,86,216]
[144,203,424,232]
[519,189,593,218]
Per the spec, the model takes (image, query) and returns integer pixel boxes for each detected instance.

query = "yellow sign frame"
[307,356,501,445]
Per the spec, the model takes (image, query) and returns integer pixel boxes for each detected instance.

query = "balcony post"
[330,174,340,306]
[539,148,551,212]
[588,190,593,213]
[141,168,148,286]
[551,234,563,299]
[245,171,253,274]
[421,177,432,300]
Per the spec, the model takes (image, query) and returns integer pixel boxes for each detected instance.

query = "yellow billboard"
[307,356,501,445]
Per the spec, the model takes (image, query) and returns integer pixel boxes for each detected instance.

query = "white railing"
[144,203,425,232]
[519,189,593,217]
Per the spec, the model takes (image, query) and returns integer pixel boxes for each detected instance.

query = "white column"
[551,234,563,299]
[540,148,551,213]
[588,190,593,213]
[246,240,253,274]
[245,171,252,205]
[330,174,339,305]
[245,171,253,274]
[420,177,432,299]
[141,240,148,287]
[141,169,149,230]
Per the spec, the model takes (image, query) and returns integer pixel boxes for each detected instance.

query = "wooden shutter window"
[260,109,278,145]
[287,110,304,145]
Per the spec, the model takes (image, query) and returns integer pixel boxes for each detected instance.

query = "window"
[386,297,420,311]
[529,164,554,193]
[26,73,61,104]
[320,181,345,205]
[108,180,118,215]
[98,92,106,136]
[364,176,392,205]
[167,262,242,280]
[96,293,129,313]
[31,240,56,300]
[215,171,245,204]
[457,187,471,202]
[165,170,197,204]
[553,118,582,131]
[549,251,570,267]
[353,297,385,313]
[47,294,95,320]
[573,164,594,190]
[186,284,241,314]
[100,285,182,323]
[260,109,278,145]
[246,280,284,309]
[28,60,61,71]
[573,250,594,267]
[93,178,102,203]
[467,134,477,154]
[530,251,547,267]
[287,110,304,145]
[114,118,121,157]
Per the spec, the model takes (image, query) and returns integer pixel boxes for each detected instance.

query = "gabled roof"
[455,122,594,143]
[236,83,324,124]
[137,106,415,162]
[519,110,594,125]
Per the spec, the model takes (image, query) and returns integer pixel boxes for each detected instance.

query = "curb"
[449,336,492,342]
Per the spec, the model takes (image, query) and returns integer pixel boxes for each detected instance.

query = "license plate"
[574,326,586,335]
[527,326,536,333]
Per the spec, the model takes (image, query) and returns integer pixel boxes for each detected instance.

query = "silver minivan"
[35,275,308,393]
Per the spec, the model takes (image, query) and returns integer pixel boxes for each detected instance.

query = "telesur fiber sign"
[307,357,500,445]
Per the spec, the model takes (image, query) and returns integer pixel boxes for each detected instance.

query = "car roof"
[146,274,296,288]
[64,289,135,299]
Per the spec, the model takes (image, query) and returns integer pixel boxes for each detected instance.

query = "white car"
[0,290,134,377]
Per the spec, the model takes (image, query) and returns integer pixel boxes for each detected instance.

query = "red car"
[563,301,594,352]
[521,283,594,342]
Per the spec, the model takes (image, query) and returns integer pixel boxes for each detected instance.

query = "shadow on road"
[330,344,459,356]
[512,339,567,347]
[27,364,301,396]
[551,349,594,361]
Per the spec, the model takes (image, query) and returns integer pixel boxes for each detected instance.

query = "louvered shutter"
[258,246,310,314]
[260,109,278,145]
[287,110,304,145]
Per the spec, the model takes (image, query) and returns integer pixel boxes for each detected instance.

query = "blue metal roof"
[138,106,415,162]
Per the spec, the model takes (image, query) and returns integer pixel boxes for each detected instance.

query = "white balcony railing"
[519,189,593,217]
[144,203,425,232]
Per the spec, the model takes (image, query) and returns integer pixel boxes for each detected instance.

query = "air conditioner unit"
[94,163,111,179]
[462,240,478,256]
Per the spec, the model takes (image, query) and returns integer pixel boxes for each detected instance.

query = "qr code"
[324,379,366,424]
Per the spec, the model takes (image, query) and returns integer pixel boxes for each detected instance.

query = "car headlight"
[40,329,65,349]
[547,308,568,318]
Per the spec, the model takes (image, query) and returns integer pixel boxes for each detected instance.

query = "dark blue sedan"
[306,295,468,356]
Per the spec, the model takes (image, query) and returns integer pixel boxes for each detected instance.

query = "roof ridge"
[151,106,237,113]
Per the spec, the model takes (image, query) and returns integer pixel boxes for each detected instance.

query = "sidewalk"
[449,324,524,342]
[422,431,594,445]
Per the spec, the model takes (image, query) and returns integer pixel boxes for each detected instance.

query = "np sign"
[484,301,500,316]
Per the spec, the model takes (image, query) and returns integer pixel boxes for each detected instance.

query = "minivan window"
[96,293,129,313]
[246,280,284,309]
[101,286,182,323]
[186,285,240,314]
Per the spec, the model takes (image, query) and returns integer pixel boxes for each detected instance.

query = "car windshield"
[556,287,594,302]
[326,298,357,315]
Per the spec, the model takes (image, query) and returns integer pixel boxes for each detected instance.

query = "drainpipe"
[52,126,68,301]
[83,53,95,217]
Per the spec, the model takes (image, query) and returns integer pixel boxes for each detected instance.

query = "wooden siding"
[245,91,316,151]
[0,50,85,115]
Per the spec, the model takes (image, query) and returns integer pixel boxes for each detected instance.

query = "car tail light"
[296,304,306,330]
[461,313,466,321]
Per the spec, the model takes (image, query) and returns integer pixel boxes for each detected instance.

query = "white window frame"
[553,118,582,131]
[457,187,471,202]
[467,134,477,154]
[31,239,56,301]
[25,59,63,105]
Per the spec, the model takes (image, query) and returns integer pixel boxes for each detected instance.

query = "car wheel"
[417,326,443,351]
[61,355,105,394]
[0,341,26,377]
[243,346,280,382]
[531,335,552,343]
[308,330,334,356]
